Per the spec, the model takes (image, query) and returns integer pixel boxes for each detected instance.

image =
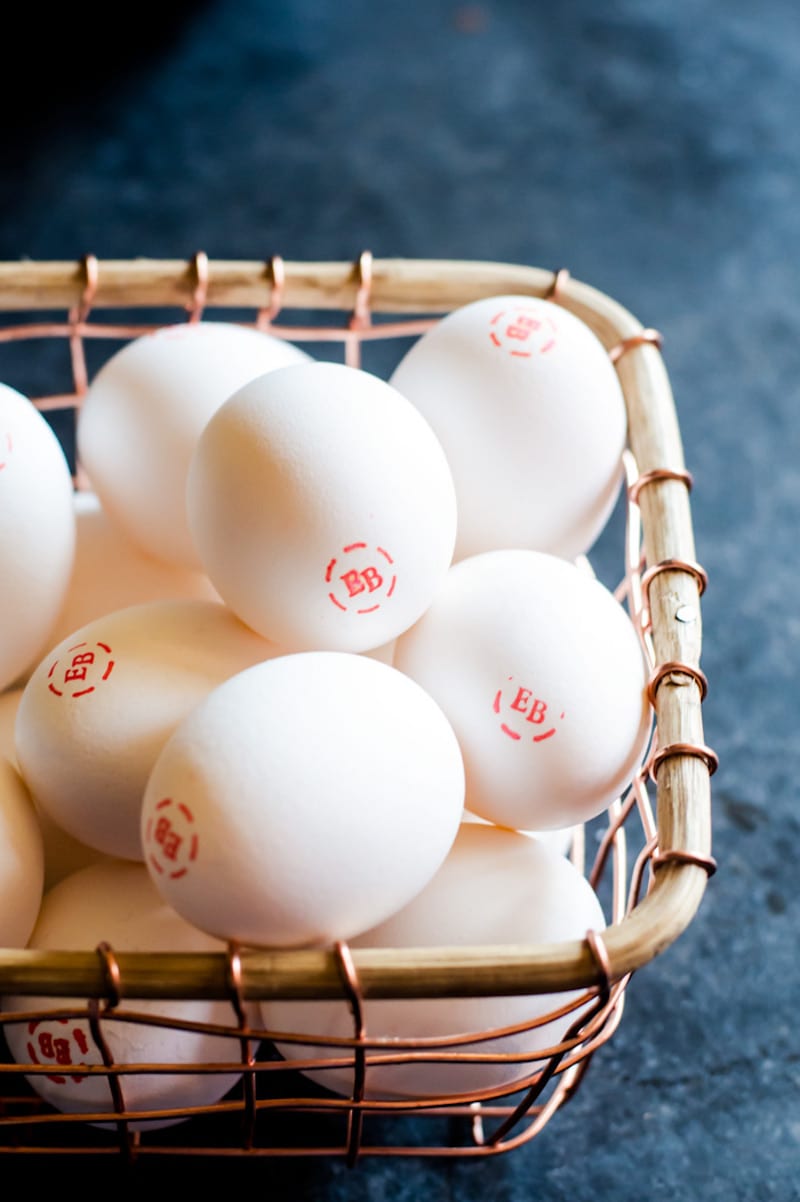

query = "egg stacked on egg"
[0,296,652,1117]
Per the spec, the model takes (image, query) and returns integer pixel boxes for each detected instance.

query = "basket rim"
[0,255,714,1001]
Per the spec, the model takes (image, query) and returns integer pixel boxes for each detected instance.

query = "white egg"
[461,808,577,857]
[46,490,221,651]
[76,321,312,569]
[0,383,76,691]
[0,686,109,889]
[260,822,606,1100]
[140,651,465,948]
[0,756,45,946]
[14,599,281,861]
[393,549,652,832]
[0,686,21,764]
[2,860,254,1130]
[389,295,627,562]
[186,360,458,653]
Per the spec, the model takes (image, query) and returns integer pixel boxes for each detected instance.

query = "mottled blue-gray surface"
[2,1,799,1195]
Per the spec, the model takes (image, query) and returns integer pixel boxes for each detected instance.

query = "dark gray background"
[1,1,798,1195]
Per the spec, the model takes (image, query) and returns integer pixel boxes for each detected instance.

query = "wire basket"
[0,253,717,1164]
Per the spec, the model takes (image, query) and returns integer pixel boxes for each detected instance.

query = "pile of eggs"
[0,294,653,1120]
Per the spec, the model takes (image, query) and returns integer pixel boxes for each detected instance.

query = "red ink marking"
[25,1020,92,1084]
[46,641,115,700]
[144,797,199,880]
[488,307,559,357]
[0,432,12,469]
[326,541,397,615]
[493,679,564,744]
[532,729,556,742]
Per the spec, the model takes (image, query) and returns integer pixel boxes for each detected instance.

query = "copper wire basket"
[0,254,717,1164]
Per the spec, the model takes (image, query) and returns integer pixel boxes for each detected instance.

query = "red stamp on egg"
[46,641,115,699]
[144,797,198,880]
[26,1018,92,1085]
[326,542,397,614]
[488,307,558,357]
[493,677,565,743]
[0,432,12,470]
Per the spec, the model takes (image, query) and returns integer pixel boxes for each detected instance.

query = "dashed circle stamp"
[144,797,198,881]
[488,306,558,357]
[46,641,115,699]
[493,677,565,743]
[25,1018,93,1085]
[326,542,397,614]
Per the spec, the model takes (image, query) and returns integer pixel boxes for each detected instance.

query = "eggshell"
[0,687,20,764]
[0,686,110,889]
[185,360,458,653]
[46,490,220,652]
[2,860,254,1130]
[0,383,76,691]
[76,321,312,568]
[461,807,576,858]
[14,599,280,861]
[140,651,466,948]
[260,822,606,1099]
[0,756,45,946]
[393,549,652,831]
[388,295,627,562]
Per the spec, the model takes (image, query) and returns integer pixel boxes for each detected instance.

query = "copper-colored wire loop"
[647,660,709,706]
[641,558,708,616]
[95,940,122,1009]
[628,466,694,505]
[651,849,718,878]
[609,328,663,364]
[256,254,285,326]
[584,928,612,1000]
[73,252,99,322]
[350,249,373,330]
[650,740,719,780]
[186,250,209,321]
[545,267,570,301]
[334,941,366,1167]
[225,941,247,1028]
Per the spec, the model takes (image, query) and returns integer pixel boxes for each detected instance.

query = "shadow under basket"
[0,254,717,1165]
